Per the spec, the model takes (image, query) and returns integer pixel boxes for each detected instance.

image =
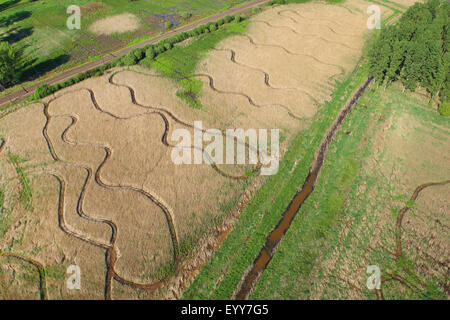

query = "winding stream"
[234,77,374,299]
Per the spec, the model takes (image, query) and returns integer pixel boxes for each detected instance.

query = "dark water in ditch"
[234,77,374,299]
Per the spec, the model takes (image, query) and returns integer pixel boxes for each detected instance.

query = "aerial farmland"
[0,0,448,305]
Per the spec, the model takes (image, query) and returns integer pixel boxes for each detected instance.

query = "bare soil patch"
[89,13,140,35]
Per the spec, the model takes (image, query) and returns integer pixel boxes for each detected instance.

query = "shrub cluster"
[180,12,192,20]
[33,62,115,99]
[438,102,450,117]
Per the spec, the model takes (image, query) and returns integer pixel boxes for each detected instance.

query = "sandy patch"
[89,13,140,35]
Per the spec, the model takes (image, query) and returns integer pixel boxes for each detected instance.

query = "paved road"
[0,0,269,107]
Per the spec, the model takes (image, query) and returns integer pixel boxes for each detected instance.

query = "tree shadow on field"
[21,54,71,81]
[1,26,33,44]
[0,0,20,12]
[0,10,32,28]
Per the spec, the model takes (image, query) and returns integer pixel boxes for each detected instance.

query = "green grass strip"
[7,153,32,212]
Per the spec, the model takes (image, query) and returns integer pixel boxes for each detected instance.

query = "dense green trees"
[368,0,449,115]
[0,41,23,88]
[33,84,57,99]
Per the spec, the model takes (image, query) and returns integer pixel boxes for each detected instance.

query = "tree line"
[368,0,449,115]
[0,42,23,89]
